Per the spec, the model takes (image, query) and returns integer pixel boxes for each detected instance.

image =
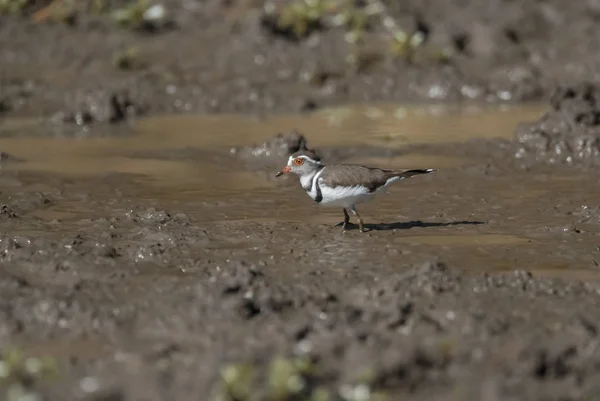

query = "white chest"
[318,182,372,207]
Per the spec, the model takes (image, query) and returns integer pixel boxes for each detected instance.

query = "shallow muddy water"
[3,103,600,401]
[1,102,597,279]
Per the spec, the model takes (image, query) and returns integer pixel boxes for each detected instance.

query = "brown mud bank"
[4,0,600,395]
[1,102,600,400]
[2,0,600,127]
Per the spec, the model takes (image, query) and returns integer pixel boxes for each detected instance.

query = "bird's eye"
[293,158,304,166]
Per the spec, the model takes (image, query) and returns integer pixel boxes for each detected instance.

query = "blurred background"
[2,0,597,123]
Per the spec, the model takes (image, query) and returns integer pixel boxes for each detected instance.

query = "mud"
[0,104,599,400]
[3,1,600,399]
[516,84,600,166]
[2,0,600,125]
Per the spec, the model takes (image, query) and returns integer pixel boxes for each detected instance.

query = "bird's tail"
[393,168,437,179]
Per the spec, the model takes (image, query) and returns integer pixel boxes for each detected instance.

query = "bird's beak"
[276,165,291,177]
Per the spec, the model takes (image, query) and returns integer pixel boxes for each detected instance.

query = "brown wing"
[320,166,435,192]
[319,165,391,192]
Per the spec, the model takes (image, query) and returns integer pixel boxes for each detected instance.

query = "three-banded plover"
[276,150,436,232]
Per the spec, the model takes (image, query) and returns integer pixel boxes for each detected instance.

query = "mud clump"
[0,204,18,219]
[231,130,318,167]
[515,84,600,165]
[0,152,23,163]
[53,91,144,128]
[0,98,10,114]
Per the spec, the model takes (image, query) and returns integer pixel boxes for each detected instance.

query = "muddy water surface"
[1,103,596,277]
[2,104,600,401]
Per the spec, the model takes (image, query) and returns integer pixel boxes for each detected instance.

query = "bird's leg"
[351,206,365,233]
[342,208,350,230]
[336,208,351,228]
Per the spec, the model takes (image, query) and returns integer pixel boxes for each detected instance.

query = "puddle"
[134,102,546,149]
[0,102,546,181]
[2,102,598,280]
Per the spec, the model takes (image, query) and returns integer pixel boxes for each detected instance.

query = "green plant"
[0,0,30,14]
[218,362,256,401]
[0,348,59,401]
[111,0,149,28]
[278,0,331,37]
[112,47,143,70]
[211,355,389,401]
[111,0,167,30]
[267,356,315,400]
[263,0,448,68]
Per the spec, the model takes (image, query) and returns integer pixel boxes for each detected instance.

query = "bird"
[276,150,436,233]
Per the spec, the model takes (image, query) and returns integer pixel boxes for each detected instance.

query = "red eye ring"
[293,158,304,166]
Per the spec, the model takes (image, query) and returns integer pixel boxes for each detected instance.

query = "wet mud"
[1,103,600,400]
[516,83,600,166]
[3,1,600,399]
[2,0,600,125]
